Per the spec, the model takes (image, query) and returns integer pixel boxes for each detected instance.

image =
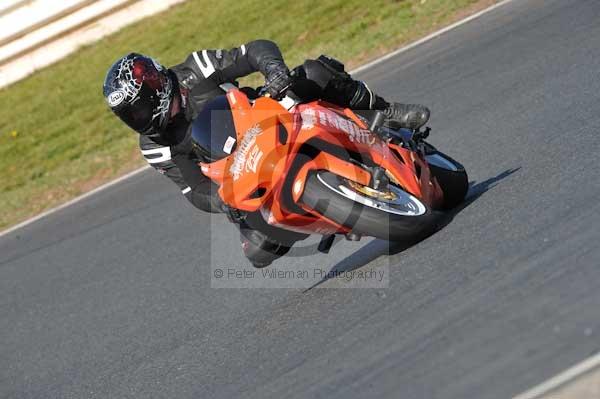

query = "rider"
[102,39,430,267]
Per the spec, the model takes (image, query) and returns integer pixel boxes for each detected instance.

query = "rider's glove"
[263,62,292,99]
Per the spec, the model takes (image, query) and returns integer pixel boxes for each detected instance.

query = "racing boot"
[382,102,430,131]
[346,81,430,131]
[300,57,431,132]
[239,228,291,268]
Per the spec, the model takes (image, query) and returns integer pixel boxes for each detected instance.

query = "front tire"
[425,149,468,209]
[301,171,441,242]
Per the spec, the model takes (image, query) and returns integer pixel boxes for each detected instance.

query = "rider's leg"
[232,212,308,268]
[297,56,430,130]
[238,224,292,268]
[186,179,224,213]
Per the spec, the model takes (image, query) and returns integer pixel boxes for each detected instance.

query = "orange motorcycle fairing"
[291,103,441,203]
[199,88,443,234]
[200,90,292,211]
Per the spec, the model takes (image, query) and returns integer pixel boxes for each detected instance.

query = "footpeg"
[413,127,431,141]
[318,234,336,253]
[345,232,361,241]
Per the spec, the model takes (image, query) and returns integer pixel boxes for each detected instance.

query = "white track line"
[0,166,149,237]
[0,0,516,238]
[351,0,517,75]
[513,352,600,399]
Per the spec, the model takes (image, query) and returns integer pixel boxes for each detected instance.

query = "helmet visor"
[114,85,158,133]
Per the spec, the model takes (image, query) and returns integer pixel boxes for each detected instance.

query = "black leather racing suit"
[139,40,386,266]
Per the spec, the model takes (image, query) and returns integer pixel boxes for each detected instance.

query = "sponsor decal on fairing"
[300,108,317,129]
[301,108,376,145]
[223,136,236,154]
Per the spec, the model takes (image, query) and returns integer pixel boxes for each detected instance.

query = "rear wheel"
[301,171,441,242]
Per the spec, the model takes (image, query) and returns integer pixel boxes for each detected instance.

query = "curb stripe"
[513,352,600,399]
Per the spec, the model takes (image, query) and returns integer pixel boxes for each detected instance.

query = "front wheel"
[300,171,441,242]
[425,150,469,209]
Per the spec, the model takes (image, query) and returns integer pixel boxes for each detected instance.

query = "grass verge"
[0,0,499,230]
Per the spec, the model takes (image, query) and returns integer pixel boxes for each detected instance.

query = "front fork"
[367,109,432,191]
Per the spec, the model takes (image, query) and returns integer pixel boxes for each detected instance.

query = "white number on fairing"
[229,124,263,180]
[245,145,263,173]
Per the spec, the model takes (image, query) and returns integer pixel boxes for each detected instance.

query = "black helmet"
[103,53,174,135]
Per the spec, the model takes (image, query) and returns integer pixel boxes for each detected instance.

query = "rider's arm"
[139,138,222,213]
[183,39,288,84]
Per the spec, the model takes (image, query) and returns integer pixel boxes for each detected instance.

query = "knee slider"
[302,59,336,90]
[240,229,290,267]
[303,55,352,90]
[316,55,346,73]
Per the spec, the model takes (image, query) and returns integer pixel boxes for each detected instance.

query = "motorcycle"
[190,83,468,255]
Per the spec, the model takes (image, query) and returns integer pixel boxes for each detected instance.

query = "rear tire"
[301,171,441,242]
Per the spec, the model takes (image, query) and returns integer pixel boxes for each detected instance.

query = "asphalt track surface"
[2,1,600,398]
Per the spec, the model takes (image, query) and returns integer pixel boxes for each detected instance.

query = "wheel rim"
[316,172,427,216]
